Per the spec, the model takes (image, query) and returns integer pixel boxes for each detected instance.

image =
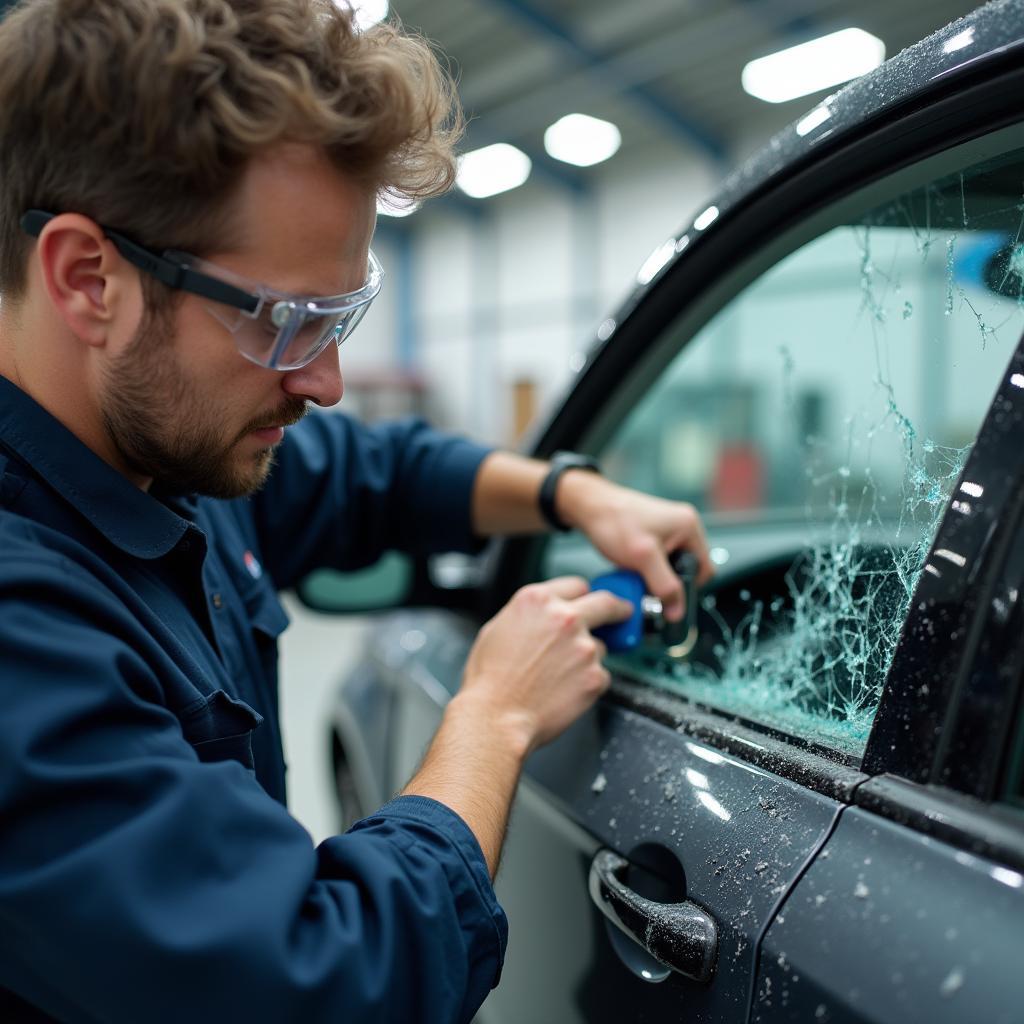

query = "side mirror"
[296,551,413,614]
[294,552,485,615]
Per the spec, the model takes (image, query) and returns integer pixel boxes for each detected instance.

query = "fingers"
[536,576,591,601]
[569,588,634,630]
[640,509,715,617]
[635,541,686,621]
[686,519,715,586]
[517,577,630,628]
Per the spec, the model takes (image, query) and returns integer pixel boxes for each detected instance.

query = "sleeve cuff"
[349,794,509,997]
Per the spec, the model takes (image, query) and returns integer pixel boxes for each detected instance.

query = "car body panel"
[751,808,1024,1024]
[328,657,391,822]
[494,703,844,1023]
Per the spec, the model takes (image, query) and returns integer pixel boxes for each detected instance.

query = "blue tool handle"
[590,569,645,652]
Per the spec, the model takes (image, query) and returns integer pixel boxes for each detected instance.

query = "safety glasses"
[21,209,384,371]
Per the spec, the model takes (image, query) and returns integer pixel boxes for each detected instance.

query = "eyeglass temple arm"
[20,209,259,314]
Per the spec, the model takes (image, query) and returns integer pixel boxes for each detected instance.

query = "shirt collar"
[0,374,193,559]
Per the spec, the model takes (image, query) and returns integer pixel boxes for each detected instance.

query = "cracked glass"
[545,132,1024,758]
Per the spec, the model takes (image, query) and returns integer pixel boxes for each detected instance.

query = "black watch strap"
[538,451,601,532]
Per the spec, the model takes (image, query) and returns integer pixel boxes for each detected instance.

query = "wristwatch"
[538,451,601,532]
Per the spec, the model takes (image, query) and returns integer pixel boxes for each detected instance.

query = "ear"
[33,213,137,347]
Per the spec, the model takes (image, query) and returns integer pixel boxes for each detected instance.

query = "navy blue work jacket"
[0,375,507,1023]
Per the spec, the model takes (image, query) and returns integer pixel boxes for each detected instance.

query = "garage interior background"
[0,0,980,842]
[347,0,978,448]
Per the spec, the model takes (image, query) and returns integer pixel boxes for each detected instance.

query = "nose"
[280,339,344,407]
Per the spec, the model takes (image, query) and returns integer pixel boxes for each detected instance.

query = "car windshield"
[545,131,1024,758]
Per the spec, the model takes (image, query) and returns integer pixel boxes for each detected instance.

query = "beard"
[100,304,307,499]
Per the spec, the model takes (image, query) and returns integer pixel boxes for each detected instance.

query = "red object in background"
[709,444,764,511]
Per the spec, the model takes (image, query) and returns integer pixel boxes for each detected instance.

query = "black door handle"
[588,848,718,983]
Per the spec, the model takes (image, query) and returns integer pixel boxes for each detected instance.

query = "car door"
[472,29,1024,1024]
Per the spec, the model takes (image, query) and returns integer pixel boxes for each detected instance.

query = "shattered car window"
[549,141,1024,758]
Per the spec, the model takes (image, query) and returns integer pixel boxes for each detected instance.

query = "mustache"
[240,399,309,438]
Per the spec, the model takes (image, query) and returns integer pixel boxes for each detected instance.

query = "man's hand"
[402,576,631,875]
[557,471,714,622]
[459,576,633,754]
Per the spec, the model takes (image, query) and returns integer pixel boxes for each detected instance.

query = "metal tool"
[645,551,700,659]
[590,551,700,658]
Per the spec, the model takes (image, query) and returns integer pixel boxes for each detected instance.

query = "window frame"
[878,431,1024,801]
[863,339,1024,785]
[485,54,1024,792]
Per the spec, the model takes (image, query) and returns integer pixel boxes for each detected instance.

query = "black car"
[299,2,1024,1020]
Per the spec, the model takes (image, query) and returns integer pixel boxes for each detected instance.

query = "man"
[0,1,711,1020]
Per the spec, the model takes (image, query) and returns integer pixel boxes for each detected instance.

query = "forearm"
[401,691,532,879]
[470,451,548,535]
[470,450,611,536]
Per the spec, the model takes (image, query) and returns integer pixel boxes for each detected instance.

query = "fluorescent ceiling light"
[456,144,532,199]
[742,28,885,104]
[377,193,420,218]
[544,113,622,167]
[338,0,388,32]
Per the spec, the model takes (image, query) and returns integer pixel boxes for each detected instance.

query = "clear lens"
[188,249,383,370]
[277,308,344,368]
[230,300,373,370]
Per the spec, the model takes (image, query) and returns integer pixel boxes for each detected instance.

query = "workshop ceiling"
[0,0,984,178]
[392,0,984,176]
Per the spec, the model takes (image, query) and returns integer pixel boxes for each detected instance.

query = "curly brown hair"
[0,0,463,298]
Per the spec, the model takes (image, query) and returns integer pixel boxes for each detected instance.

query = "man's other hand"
[556,473,714,623]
